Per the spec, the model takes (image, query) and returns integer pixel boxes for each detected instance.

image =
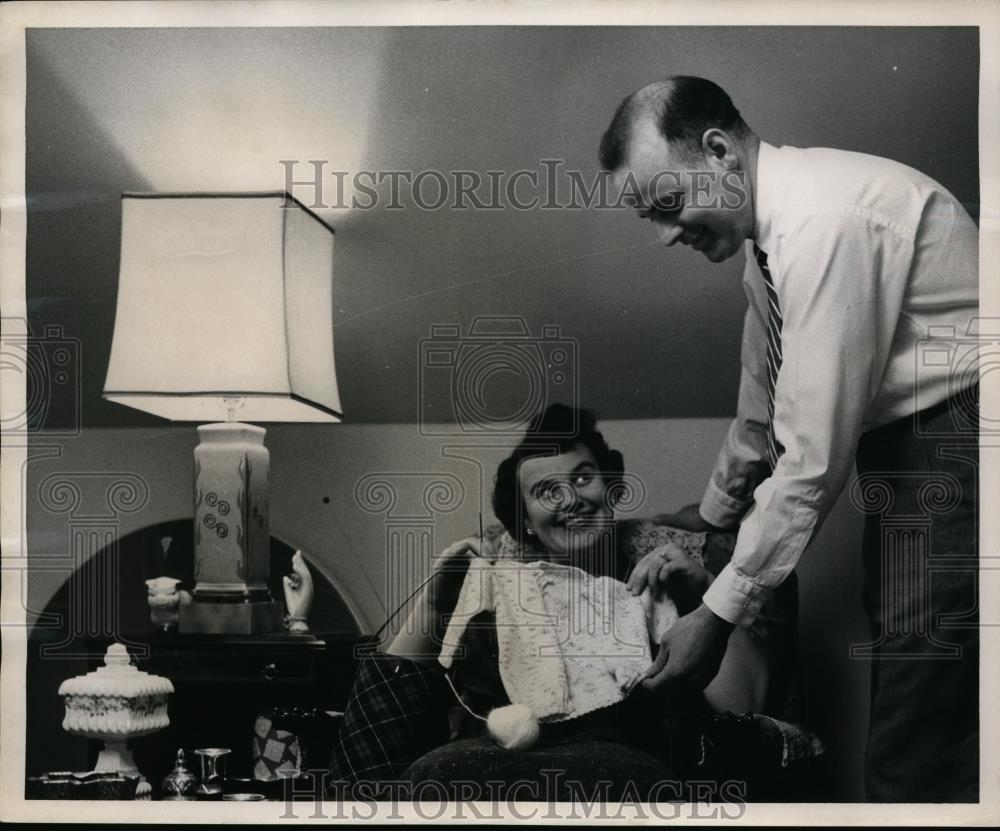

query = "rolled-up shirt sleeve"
[703,210,908,626]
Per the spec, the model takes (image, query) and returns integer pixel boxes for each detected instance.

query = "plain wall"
[24,27,979,427]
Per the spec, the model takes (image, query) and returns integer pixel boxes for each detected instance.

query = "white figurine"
[145,577,191,631]
[282,550,314,634]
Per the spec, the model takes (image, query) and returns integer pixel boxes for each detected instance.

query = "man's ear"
[701,128,739,170]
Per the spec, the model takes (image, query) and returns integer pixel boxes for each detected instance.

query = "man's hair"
[599,76,750,171]
[491,403,625,546]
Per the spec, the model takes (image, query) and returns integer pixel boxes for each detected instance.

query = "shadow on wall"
[25,45,159,431]
[23,27,979,430]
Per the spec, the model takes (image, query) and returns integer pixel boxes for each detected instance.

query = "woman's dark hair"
[491,404,625,545]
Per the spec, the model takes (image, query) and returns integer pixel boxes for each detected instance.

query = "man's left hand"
[642,603,735,693]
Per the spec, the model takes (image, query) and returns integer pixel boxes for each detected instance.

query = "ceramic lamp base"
[192,423,271,596]
[186,422,281,634]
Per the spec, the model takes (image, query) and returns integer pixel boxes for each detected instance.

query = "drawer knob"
[262,662,279,681]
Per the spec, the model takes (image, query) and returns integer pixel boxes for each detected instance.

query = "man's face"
[612,117,751,264]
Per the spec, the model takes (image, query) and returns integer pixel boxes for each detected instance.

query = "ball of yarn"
[487,704,540,750]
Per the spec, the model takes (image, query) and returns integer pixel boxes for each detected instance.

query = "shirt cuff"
[701,563,769,627]
[699,477,752,530]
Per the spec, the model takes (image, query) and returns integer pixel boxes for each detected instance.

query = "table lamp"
[103,192,341,634]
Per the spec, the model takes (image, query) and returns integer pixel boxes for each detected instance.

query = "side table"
[124,630,367,798]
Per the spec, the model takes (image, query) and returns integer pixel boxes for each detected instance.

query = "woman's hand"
[627,542,714,614]
[426,535,492,614]
[386,534,493,659]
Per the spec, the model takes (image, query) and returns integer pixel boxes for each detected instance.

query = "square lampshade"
[104,192,342,422]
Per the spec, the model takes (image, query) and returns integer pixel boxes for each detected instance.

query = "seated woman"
[374,403,778,800]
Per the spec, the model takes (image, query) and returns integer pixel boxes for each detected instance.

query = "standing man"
[599,76,979,802]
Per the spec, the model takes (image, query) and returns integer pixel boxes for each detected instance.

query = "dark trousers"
[854,387,979,802]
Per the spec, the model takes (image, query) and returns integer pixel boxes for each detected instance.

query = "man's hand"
[652,503,731,534]
[642,603,735,693]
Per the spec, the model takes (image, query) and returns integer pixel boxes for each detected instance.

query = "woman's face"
[516,443,615,560]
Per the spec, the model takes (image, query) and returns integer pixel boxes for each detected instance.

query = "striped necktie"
[754,243,783,469]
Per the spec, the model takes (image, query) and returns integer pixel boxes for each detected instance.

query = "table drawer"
[143,648,320,687]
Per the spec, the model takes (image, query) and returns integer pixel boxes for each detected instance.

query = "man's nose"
[654,219,684,247]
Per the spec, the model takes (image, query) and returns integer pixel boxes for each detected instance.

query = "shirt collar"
[752,141,782,255]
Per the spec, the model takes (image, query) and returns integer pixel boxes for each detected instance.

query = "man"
[599,76,979,802]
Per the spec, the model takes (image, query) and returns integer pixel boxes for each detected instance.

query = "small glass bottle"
[161,748,198,800]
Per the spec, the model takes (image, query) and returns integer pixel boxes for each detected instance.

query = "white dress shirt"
[700,141,979,627]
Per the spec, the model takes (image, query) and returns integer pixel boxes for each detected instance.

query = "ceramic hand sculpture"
[282,550,314,634]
